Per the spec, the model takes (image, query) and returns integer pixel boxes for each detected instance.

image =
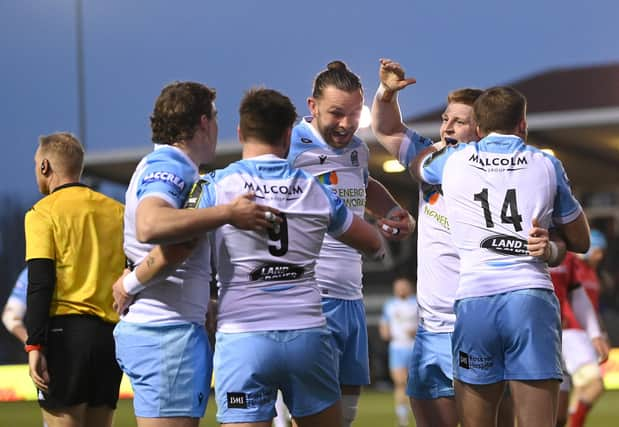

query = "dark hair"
[239,87,297,144]
[312,60,363,99]
[474,86,527,135]
[447,88,484,106]
[150,81,216,145]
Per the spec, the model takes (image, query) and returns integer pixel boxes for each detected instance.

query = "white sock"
[341,394,360,427]
[396,403,409,426]
[273,390,290,427]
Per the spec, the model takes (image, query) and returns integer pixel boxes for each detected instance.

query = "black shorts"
[38,315,122,410]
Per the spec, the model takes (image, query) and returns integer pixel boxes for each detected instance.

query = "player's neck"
[47,174,80,193]
[241,139,286,160]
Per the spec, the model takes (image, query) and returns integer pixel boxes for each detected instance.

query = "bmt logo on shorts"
[459,351,470,369]
[227,392,248,409]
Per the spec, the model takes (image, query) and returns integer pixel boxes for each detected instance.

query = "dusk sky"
[2,0,618,203]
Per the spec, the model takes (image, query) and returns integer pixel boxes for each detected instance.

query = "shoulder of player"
[143,145,198,173]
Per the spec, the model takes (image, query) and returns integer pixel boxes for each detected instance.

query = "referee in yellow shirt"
[24,132,125,427]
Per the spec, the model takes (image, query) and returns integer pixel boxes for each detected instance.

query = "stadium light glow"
[382,160,405,173]
[359,105,371,128]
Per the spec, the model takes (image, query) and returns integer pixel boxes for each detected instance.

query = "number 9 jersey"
[197,154,354,333]
[416,134,583,300]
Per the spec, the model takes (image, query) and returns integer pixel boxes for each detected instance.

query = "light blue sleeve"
[287,121,319,167]
[317,182,353,237]
[419,145,457,185]
[400,128,434,167]
[381,299,393,323]
[10,268,28,305]
[549,156,582,224]
[136,149,197,208]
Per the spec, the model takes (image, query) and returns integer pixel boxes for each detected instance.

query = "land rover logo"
[480,234,528,256]
[250,263,304,281]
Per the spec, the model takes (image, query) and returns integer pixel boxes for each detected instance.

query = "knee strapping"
[572,363,602,388]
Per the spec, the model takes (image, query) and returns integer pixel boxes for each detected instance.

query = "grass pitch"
[1,390,618,426]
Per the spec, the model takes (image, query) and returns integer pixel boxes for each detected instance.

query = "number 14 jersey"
[417,134,583,300]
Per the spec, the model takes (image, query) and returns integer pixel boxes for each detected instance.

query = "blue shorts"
[407,325,455,399]
[322,297,370,386]
[389,344,414,370]
[214,327,340,424]
[113,321,212,418]
[453,289,562,385]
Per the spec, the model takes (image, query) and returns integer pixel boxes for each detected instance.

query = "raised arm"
[371,58,417,158]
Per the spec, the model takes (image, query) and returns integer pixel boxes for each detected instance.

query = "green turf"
[1,390,618,426]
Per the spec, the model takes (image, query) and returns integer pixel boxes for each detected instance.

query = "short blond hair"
[38,132,84,177]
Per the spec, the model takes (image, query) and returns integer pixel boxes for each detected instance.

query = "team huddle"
[7,58,607,427]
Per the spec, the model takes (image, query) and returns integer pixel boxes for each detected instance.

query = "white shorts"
[562,329,598,374]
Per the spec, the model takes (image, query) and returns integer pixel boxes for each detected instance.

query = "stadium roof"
[84,62,619,203]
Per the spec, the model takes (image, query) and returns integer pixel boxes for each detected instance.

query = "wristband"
[122,271,147,295]
[376,83,397,103]
[547,241,559,264]
[25,344,42,353]
[381,223,400,236]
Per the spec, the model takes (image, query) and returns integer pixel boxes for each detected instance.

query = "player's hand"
[379,58,417,93]
[112,269,134,316]
[527,218,551,260]
[228,192,281,231]
[592,336,610,364]
[28,350,50,392]
[377,207,416,241]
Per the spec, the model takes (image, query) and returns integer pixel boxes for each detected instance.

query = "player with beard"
[287,60,416,427]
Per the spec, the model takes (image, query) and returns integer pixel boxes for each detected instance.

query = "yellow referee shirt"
[25,184,125,323]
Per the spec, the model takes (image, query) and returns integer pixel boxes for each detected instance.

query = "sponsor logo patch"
[459,351,469,369]
[316,171,338,186]
[227,392,247,409]
[480,234,528,256]
[250,263,304,281]
[243,182,304,199]
[319,154,328,164]
[142,171,186,192]
[468,153,528,172]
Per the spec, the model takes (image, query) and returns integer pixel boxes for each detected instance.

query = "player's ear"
[40,159,50,175]
[307,97,318,116]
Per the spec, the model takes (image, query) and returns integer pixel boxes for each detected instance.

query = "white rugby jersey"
[197,154,354,333]
[417,134,583,300]
[287,117,369,300]
[400,129,458,332]
[122,145,212,325]
[381,295,419,348]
